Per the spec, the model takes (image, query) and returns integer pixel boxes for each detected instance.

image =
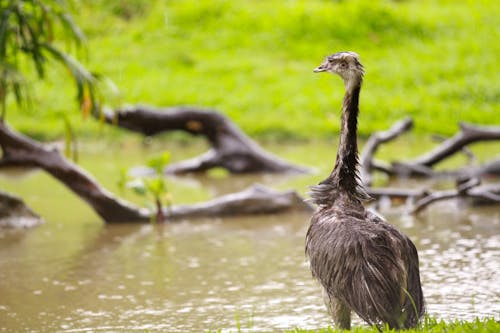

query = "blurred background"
[0,1,499,332]
[8,0,500,140]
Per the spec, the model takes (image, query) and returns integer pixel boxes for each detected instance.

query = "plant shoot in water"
[118,151,172,223]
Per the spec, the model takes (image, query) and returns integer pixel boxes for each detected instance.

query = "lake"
[0,137,499,332]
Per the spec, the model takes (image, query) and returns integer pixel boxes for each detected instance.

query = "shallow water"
[0,139,499,332]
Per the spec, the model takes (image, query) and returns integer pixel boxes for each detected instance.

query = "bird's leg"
[333,299,351,330]
[323,290,351,329]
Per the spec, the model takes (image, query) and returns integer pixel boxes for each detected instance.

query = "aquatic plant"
[119,151,173,223]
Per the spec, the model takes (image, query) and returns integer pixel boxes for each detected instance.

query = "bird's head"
[314,52,364,88]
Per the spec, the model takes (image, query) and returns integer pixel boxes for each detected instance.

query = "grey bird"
[305,52,425,330]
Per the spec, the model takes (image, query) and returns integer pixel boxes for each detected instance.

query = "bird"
[305,52,425,330]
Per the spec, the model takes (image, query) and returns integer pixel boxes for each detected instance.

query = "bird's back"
[306,198,424,327]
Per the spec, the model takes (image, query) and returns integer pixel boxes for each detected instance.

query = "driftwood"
[169,184,312,219]
[360,118,500,212]
[360,117,413,186]
[410,178,500,214]
[366,178,500,214]
[391,122,500,178]
[0,191,43,228]
[0,121,311,225]
[361,120,500,179]
[97,106,308,174]
[0,121,148,223]
[408,122,500,166]
[366,187,429,203]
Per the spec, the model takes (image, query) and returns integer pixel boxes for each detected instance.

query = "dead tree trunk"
[0,121,149,223]
[97,106,309,174]
[0,121,311,225]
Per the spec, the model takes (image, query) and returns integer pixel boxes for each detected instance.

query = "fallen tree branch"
[360,117,413,186]
[359,118,500,212]
[0,121,149,223]
[390,159,500,179]
[364,180,500,213]
[169,184,313,219]
[97,105,309,174]
[390,122,500,177]
[367,187,429,202]
[409,122,500,167]
[478,159,500,177]
[410,180,500,214]
[0,191,43,228]
[0,121,311,224]
[361,119,500,179]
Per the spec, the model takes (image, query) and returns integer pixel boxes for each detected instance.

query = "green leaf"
[147,151,171,174]
[144,178,165,197]
[116,167,128,193]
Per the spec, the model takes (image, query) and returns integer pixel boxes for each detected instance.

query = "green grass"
[206,317,500,333]
[289,317,500,333]
[6,0,500,140]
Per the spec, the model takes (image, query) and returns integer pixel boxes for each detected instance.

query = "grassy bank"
[207,317,499,333]
[7,0,500,140]
[289,317,500,332]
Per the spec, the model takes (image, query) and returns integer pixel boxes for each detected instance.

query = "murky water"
[0,139,499,332]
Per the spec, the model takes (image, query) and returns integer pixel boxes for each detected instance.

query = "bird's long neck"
[310,76,369,206]
[331,80,361,193]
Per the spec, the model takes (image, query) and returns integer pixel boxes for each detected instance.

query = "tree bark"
[97,105,309,174]
[0,121,311,224]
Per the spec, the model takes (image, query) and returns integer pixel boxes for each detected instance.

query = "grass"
[289,317,500,333]
[206,317,500,333]
[6,0,500,140]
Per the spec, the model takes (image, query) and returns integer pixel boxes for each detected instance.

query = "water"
[0,139,499,332]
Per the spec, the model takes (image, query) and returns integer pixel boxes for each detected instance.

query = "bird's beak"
[313,62,328,73]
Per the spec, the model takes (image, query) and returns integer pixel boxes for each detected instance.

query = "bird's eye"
[340,61,348,68]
